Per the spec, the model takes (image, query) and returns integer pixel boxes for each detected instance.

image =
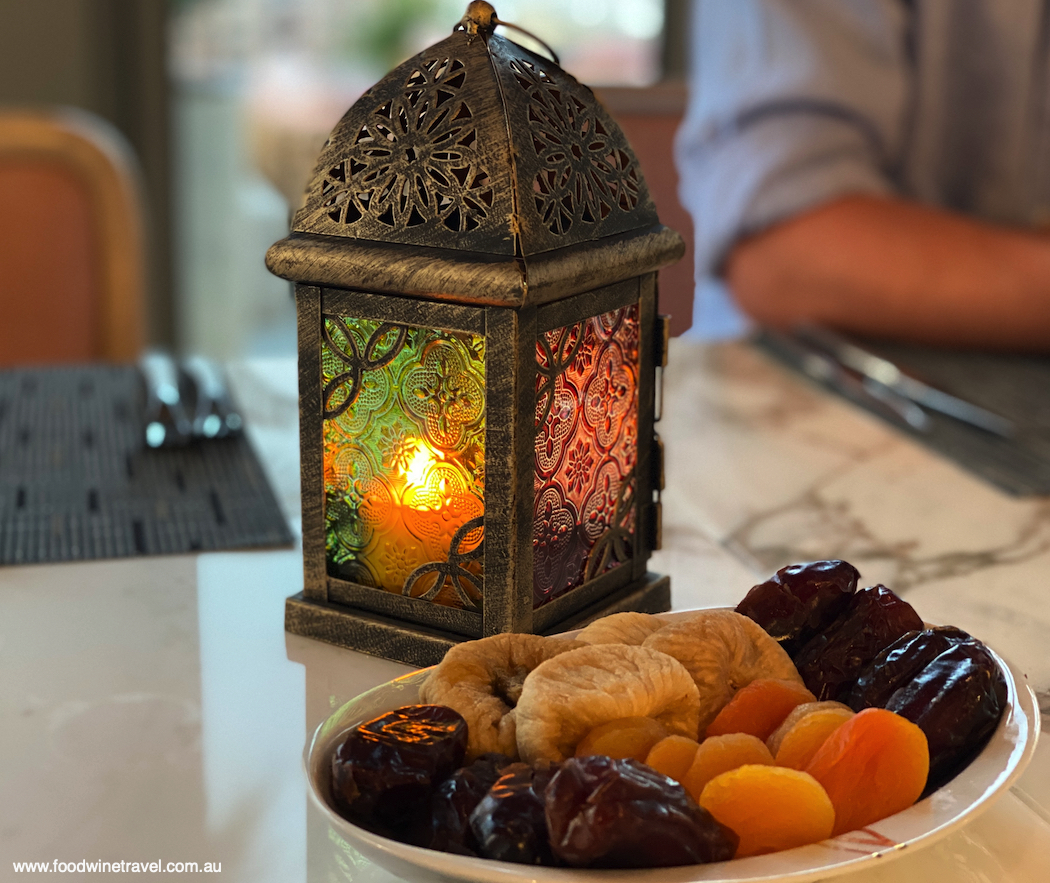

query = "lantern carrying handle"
[457,1,560,65]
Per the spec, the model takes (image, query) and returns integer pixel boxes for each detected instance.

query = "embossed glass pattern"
[322,316,485,609]
[534,304,639,606]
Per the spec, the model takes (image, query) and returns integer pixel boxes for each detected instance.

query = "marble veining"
[660,340,1050,717]
[2,346,1048,882]
[723,487,1050,592]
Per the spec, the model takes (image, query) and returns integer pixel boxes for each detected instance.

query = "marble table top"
[1,340,1047,882]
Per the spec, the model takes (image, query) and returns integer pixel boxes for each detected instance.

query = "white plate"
[304,609,1040,883]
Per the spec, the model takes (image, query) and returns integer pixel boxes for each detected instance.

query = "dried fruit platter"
[304,607,1038,883]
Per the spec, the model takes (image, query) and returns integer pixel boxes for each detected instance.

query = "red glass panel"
[533,303,639,606]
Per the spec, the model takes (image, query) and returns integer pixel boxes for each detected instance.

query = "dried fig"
[419,632,571,760]
[575,611,668,646]
[643,609,804,731]
[515,643,700,764]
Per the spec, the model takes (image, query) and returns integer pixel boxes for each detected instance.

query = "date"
[545,755,738,868]
[330,704,467,839]
[883,642,1009,790]
[469,762,560,865]
[426,753,514,854]
[793,584,924,702]
[735,560,859,657]
[848,626,972,711]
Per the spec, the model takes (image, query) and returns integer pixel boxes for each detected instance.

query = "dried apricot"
[705,678,816,740]
[805,707,929,835]
[767,701,853,756]
[698,765,835,857]
[575,716,669,762]
[770,704,855,770]
[644,735,701,784]
[681,733,773,803]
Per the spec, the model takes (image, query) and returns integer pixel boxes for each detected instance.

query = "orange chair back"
[0,109,146,366]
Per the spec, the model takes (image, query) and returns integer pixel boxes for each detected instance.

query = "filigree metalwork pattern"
[403,515,484,607]
[294,31,659,257]
[507,54,643,237]
[533,303,640,606]
[322,316,485,609]
[319,55,496,236]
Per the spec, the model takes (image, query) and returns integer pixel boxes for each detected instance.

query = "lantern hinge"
[654,314,671,368]
[651,433,665,492]
[646,501,663,551]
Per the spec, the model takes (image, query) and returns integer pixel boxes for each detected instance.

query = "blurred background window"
[0,1,685,361]
[169,0,674,359]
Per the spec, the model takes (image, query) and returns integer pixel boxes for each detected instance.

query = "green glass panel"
[321,316,485,609]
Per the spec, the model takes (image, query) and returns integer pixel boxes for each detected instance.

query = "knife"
[181,355,243,440]
[795,325,1017,438]
[758,329,931,432]
[140,349,193,448]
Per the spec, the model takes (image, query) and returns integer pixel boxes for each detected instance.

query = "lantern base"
[284,572,670,668]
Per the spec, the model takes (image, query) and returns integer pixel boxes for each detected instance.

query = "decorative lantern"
[267,2,684,667]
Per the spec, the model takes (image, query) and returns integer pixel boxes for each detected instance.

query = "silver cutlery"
[139,349,193,448]
[794,325,1017,438]
[181,355,243,440]
[759,329,931,432]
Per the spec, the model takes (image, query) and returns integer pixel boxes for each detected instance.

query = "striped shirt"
[675,0,1050,337]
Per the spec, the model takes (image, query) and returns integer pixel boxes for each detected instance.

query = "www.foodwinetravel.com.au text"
[12,860,221,874]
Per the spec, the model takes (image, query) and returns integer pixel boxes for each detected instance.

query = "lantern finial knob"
[461,2,498,36]
[458,1,560,63]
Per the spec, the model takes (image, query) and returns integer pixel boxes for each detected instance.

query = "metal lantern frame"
[267,5,684,667]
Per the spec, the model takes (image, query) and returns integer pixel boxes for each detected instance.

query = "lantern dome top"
[267,6,684,308]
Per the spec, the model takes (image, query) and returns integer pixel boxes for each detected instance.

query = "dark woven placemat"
[756,333,1050,497]
[0,364,295,565]
[866,342,1050,496]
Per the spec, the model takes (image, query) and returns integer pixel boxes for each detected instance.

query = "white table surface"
[1,340,1048,882]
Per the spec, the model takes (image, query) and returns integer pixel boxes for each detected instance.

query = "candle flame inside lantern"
[401,440,434,495]
[402,440,439,508]
[322,317,485,605]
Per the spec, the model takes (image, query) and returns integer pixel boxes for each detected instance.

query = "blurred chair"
[597,84,695,337]
[0,107,147,366]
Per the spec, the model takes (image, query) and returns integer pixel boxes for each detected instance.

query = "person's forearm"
[724,195,1050,349]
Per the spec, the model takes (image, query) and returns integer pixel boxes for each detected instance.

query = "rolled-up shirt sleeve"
[675,0,910,284]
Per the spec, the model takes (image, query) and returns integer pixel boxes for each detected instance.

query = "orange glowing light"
[401,439,445,511]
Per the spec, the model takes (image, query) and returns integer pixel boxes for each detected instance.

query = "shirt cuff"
[678,111,896,279]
